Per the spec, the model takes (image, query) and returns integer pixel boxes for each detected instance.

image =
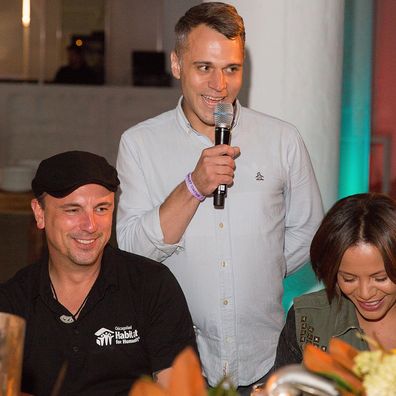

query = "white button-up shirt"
[116,98,323,386]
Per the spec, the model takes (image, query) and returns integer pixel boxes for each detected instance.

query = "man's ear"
[170,51,181,80]
[31,199,45,230]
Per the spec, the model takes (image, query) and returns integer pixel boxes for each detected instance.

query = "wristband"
[185,172,205,202]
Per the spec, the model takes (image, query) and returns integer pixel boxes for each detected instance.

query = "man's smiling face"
[32,184,114,269]
[171,24,244,138]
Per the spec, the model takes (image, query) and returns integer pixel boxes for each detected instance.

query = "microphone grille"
[214,103,234,128]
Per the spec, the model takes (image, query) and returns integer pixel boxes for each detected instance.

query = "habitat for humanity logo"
[95,325,140,347]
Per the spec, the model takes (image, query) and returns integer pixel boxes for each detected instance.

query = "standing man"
[0,151,196,396]
[116,2,323,393]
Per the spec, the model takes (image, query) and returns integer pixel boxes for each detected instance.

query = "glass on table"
[0,312,26,396]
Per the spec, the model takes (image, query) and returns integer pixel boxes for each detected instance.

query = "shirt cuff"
[142,205,185,257]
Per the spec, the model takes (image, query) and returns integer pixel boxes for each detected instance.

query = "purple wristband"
[185,172,205,202]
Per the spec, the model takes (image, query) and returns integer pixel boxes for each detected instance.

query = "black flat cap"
[32,151,120,198]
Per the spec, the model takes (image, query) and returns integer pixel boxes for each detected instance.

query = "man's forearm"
[159,180,201,244]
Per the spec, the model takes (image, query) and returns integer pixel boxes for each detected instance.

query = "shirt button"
[221,261,227,267]
[219,222,224,229]
[72,346,79,352]
[223,299,229,305]
[226,337,233,343]
[74,329,79,335]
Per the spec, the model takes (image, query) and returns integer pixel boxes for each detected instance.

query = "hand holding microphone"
[213,102,234,208]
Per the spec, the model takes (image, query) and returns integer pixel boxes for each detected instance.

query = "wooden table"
[0,190,34,214]
[0,190,45,263]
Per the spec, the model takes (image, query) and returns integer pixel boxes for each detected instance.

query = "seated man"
[0,151,197,396]
[53,44,98,85]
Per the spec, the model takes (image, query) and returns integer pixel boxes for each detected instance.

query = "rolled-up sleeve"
[116,132,184,262]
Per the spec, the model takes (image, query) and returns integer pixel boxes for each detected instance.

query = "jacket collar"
[332,294,362,337]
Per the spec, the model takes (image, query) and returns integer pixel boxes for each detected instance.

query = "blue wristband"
[185,172,205,202]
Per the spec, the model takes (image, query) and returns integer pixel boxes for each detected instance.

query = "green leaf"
[208,377,240,396]
[316,371,362,395]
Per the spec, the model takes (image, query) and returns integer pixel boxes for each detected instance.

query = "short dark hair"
[36,192,46,209]
[174,2,245,57]
[310,192,396,301]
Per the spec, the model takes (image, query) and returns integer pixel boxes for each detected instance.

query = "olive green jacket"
[272,289,369,370]
[294,289,369,352]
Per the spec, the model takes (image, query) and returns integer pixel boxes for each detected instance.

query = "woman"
[273,192,396,369]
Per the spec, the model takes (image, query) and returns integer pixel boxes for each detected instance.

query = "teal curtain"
[338,0,373,198]
[282,263,321,313]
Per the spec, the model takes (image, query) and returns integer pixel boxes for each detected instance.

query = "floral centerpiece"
[303,337,396,396]
[129,340,396,396]
[128,347,239,396]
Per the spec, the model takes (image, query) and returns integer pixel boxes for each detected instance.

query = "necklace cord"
[49,278,89,321]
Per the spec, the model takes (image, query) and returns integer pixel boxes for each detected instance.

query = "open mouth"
[72,237,100,249]
[357,298,384,312]
[202,95,225,106]
[75,238,96,245]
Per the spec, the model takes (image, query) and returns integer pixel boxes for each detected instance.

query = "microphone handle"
[213,126,231,208]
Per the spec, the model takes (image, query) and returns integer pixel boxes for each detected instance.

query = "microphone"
[213,102,234,208]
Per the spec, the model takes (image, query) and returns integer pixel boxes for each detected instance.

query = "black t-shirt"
[0,245,197,396]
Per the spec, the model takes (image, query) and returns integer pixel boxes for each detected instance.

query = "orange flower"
[129,347,207,396]
[303,340,364,395]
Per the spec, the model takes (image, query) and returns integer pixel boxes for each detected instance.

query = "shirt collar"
[175,96,242,142]
[94,244,118,293]
[38,244,118,303]
[38,252,52,302]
